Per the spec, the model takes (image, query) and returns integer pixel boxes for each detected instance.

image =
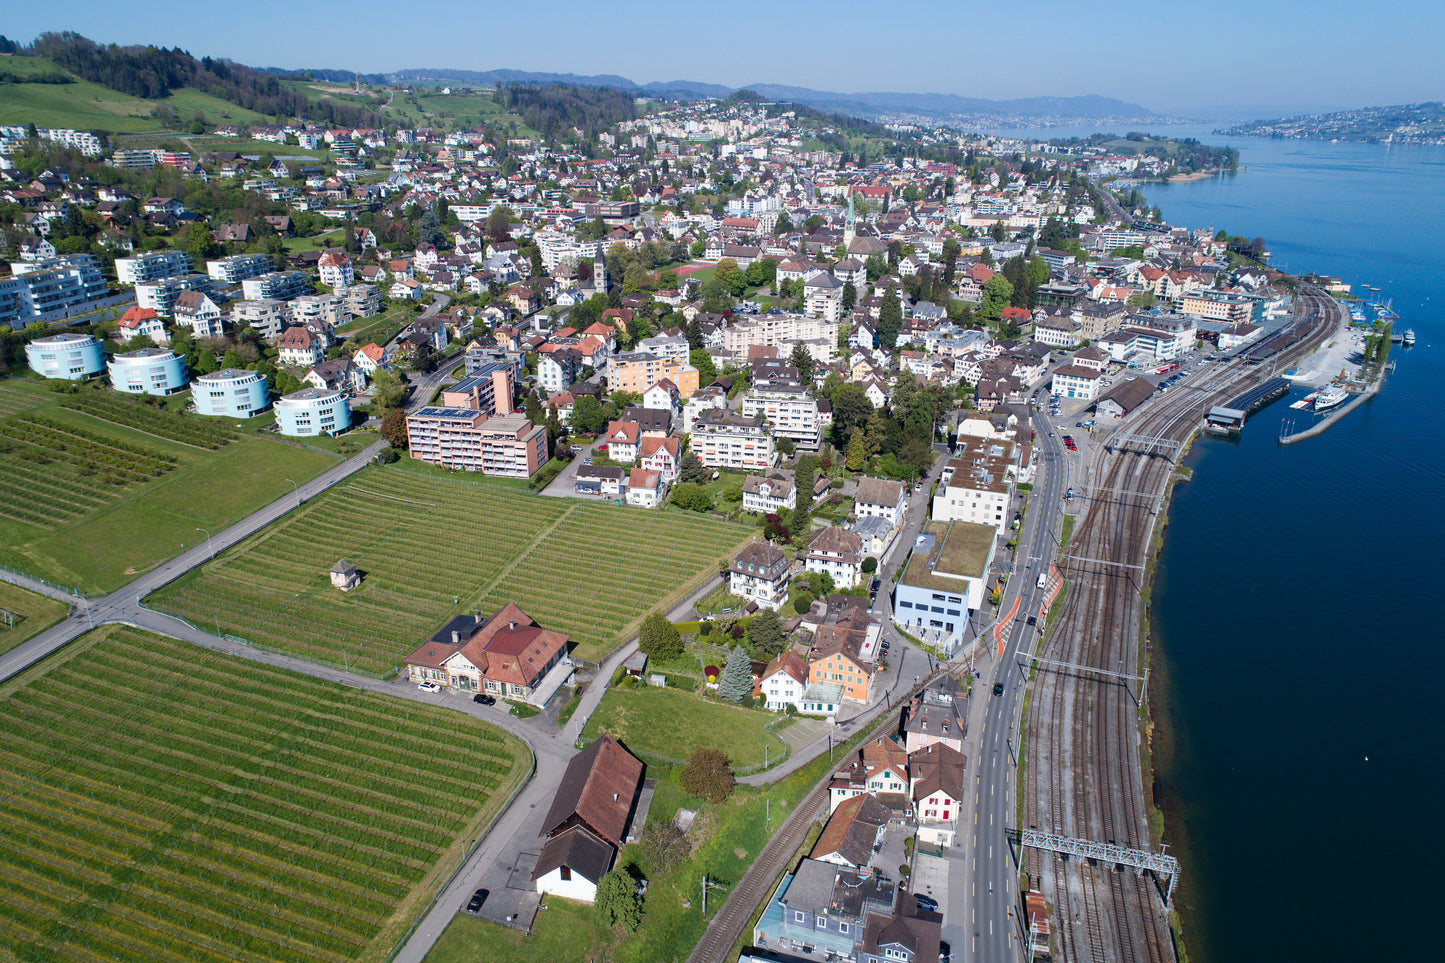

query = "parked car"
[596,443,609,451]
[570,444,583,452]
[466,888,488,913]
[472,692,495,706]
[993,682,1005,696]
[417,681,441,693]
[914,893,939,913]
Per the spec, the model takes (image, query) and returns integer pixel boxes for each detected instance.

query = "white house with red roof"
[116,306,169,344]
[625,467,665,508]
[638,435,680,483]
[277,326,325,367]
[404,603,571,703]
[353,342,389,378]
[317,250,354,287]
[602,419,641,463]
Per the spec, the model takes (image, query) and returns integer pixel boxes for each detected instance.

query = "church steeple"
[844,190,856,247]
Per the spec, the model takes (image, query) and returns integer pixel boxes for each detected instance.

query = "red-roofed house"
[277,326,325,366]
[404,603,571,702]
[116,306,169,344]
[602,420,641,463]
[626,467,665,508]
[638,435,680,483]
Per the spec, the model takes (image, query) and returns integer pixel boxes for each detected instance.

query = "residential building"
[1179,290,1253,324]
[241,270,311,302]
[135,274,215,318]
[829,735,910,811]
[754,858,898,961]
[608,351,700,398]
[277,326,326,367]
[638,435,680,483]
[288,293,350,331]
[532,733,643,904]
[115,305,170,344]
[931,441,1016,538]
[116,250,192,284]
[317,250,354,287]
[741,469,796,515]
[854,477,908,529]
[682,385,728,433]
[691,410,773,471]
[275,387,350,437]
[601,420,641,463]
[172,290,225,338]
[893,521,997,653]
[405,409,547,477]
[24,332,105,379]
[206,253,275,284]
[440,363,514,415]
[801,525,865,590]
[108,347,187,395]
[810,794,889,873]
[538,347,583,394]
[625,467,665,508]
[718,312,840,361]
[404,602,571,703]
[759,650,809,711]
[908,742,966,848]
[806,598,879,702]
[903,677,967,755]
[230,299,289,339]
[337,283,381,318]
[729,541,791,611]
[574,464,626,496]
[192,368,269,418]
[1,256,110,328]
[1050,363,1104,400]
[740,382,821,448]
[857,905,944,963]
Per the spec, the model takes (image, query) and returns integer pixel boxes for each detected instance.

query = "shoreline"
[1166,168,1234,183]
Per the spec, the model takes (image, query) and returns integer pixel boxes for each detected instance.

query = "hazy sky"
[9,1,1443,115]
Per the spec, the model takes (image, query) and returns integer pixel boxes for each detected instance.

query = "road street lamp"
[285,478,300,507]
[196,527,214,559]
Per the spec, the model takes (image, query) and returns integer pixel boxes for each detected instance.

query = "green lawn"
[152,467,753,674]
[337,306,413,347]
[580,685,785,769]
[425,896,608,963]
[0,582,69,657]
[0,625,531,963]
[0,382,338,593]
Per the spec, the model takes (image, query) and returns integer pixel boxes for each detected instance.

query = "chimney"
[613,793,619,801]
[509,620,516,630]
[451,630,460,644]
[475,610,483,625]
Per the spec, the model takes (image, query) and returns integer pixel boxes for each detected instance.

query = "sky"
[9,1,1444,116]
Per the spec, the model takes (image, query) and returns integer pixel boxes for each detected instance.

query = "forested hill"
[24,32,381,128]
[493,84,637,141]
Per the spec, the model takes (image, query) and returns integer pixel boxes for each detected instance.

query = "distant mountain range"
[364,68,1161,126]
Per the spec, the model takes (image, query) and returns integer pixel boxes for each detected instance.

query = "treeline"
[26,32,380,128]
[492,83,636,141]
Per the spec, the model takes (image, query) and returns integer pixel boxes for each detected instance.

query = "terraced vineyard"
[153,468,752,672]
[0,383,49,420]
[59,393,238,449]
[0,626,529,963]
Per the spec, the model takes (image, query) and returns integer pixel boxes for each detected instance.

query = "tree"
[789,342,816,385]
[185,222,217,261]
[792,460,814,537]
[690,348,717,385]
[371,368,409,410]
[570,394,606,434]
[524,390,543,425]
[380,408,409,449]
[638,612,684,661]
[679,452,711,485]
[774,210,792,234]
[862,556,879,575]
[846,428,868,471]
[670,482,713,513]
[680,747,734,803]
[877,289,903,348]
[748,608,787,659]
[637,821,689,875]
[841,280,857,312]
[979,273,1014,320]
[830,384,874,443]
[718,644,753,702]
[595,867,642,932]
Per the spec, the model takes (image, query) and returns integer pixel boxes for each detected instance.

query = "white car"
[417,681,441,693]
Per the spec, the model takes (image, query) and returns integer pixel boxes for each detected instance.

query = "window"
[795,911,805,924]
[816,917,827,929]
[839,922,849,935]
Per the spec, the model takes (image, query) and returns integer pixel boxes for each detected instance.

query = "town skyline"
[7,1,1443,115]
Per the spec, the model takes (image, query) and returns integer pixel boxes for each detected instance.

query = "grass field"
[0,582,69,657]
[0,625,529,963]
[579,685,785,769]
[151,467,751,674]
[0,382,337,593]
[337,307,413,347]
[109,133,331,159]
[425,897,607,963]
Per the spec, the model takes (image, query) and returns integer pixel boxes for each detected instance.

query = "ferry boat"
[1313,385,1349,412]
[1401,328,1416,346]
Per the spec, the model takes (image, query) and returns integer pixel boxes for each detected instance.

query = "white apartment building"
[1050,364,1104,400]
[729,541,791,611]
[690,410,773,471]
[230,299,289,339]
[206,253,276,284]
[800,525,864,590]
[717,312,840,361]
[117,250,192,285]
[930,442,1016,540]
[108,347,188,396]
[740,383,821,448]
[135,274,215,318]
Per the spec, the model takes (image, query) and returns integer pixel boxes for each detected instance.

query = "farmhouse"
[404,603,571,705]
[533,733,643,903]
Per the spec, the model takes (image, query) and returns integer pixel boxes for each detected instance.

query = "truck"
[1037,572,1047,589]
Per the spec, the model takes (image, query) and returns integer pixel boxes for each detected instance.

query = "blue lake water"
[1129,136,1445,961]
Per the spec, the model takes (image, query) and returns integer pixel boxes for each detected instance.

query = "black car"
[466,888,488,913]
[914,892,939,913]
[1026,615,1037,626]
[472,693,496,706]
[993,682,1005,696]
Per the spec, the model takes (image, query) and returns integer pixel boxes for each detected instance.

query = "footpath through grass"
[0,625,530,963]
[152,466,752,675]
[0,382,337,593]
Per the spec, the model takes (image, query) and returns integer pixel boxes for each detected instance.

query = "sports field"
[0,625,530,963]
[152,467,751,673]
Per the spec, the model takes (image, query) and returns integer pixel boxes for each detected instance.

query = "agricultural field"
[0,625,530,963]
[0,582,70,657]
[152,468,752,674]
[0,382,336,593]
[579,685,786,769]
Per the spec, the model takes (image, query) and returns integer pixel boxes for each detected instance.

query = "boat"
[1313,385,1349,412]
[1401,328,1416,346]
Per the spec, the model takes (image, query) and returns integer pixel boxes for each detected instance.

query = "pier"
[1279,378,1380,445]
[1205,377,1290,432]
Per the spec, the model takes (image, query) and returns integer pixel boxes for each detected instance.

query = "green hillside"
[0,55,279,133]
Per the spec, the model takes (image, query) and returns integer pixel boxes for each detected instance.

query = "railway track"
[1023,288,1339,962]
